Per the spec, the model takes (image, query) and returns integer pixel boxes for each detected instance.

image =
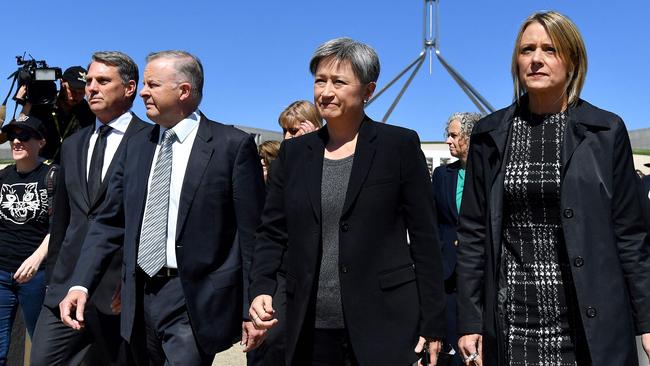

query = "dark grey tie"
[137,128,177,277]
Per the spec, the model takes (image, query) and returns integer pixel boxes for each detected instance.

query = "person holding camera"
[0,115,57,366]
[16,66,95,164]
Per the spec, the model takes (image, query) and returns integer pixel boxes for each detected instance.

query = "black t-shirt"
[0,164,52,272]
[30,99,95,163]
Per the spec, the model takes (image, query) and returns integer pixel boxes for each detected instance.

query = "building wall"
[630,128,650,150]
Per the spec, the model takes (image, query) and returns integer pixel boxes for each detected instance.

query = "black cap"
[645,162,650,168]
[1,115,47,139]
[62,66,87,89]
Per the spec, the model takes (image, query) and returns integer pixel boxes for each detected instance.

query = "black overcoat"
[456,98,650,365]
[249,117,446,366]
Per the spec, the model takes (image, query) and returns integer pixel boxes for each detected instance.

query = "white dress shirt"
[86,111,133,181]
[140,111,200,269]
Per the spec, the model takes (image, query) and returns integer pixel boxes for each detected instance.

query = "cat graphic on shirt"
[0,183,42,224]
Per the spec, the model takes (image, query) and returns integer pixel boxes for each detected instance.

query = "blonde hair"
[278,100,322,131]
[258,140,281,168]
[511,11,587,106]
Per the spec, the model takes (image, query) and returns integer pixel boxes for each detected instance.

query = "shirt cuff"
[69,286,89,295]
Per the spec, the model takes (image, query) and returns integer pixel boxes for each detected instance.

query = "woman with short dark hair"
[249,37,446,366]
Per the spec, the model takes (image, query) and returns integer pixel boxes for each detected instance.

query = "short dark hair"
[91,51,139,103]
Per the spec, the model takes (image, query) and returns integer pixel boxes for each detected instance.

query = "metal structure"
[366,0,495,122]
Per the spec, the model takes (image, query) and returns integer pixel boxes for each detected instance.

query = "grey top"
[315,154,354,329]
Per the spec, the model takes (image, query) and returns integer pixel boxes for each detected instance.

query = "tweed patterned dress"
[502,111,578,366]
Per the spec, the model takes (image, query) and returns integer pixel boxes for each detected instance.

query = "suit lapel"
[134,125,160,218]
[78,126,94,209]
[340,117,377,217]
[90,114,145,210]
[306,129,325,223]
[176,116,213,240]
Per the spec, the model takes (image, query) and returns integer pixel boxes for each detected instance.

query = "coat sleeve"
[249,141,289,302]
[45,161,70,285]
[232,134,265,319]
[611,120,650,334]
[400,130,446,339]
[456,134,488,335]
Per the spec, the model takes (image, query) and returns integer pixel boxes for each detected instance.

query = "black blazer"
[45,114,148,314]
[249,116,446,366]
[456,98,650,366]
[431,160,461,281]
[70,115,265,354]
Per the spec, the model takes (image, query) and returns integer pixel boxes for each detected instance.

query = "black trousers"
[128,273,214,366]
[30,304,131,366]
[292,328,360,366]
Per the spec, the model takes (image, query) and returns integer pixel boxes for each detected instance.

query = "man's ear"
[178,82,192,102]
[124,80,137,99]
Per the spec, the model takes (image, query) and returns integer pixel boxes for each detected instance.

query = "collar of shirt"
[158,111,200,144]
[94,111,132,134]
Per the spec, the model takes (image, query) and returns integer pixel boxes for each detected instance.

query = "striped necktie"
[137,128,177,277]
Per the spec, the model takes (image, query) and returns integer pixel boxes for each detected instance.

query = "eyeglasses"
[7,130,35,142]
[283,127,300,136]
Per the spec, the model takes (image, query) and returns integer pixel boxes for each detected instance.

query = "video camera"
[11,54,62,105]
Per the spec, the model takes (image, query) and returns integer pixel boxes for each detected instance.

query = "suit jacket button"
[340,265,348,274]
[341,222,349,232]
[586,306,597,318]
[563,208,574,218]
[87,214,95,220]
[454,240,459,247]
[574,256,584,267]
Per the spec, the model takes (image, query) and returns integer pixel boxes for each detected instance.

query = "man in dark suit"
[59,50,265,365]
[431,112,481,366]
[31,51,147,366]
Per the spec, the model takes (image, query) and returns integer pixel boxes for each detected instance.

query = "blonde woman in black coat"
[456,11,650,366]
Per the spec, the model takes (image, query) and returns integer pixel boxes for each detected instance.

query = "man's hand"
[459,334,483,365]
[241,320,267,352]
[111,282,122,314]
[249,295,278,330]
[642,333,650,362]
[13,251,45,283]
[59,290,88,330]
[414,336,442,365]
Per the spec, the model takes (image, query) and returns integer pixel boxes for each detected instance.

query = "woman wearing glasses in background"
[0,115,58,366]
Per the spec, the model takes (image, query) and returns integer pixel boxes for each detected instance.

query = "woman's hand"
[13,250,45,283]
[249,295,278,330]
[298,120,317,136]
[459,334,483,365]
[642,333,650,362]
[414,336,442,365]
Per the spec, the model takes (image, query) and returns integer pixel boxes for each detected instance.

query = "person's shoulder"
[201,115,250,139]
[471,104,514,135]
[571,99,624,129]
[128,114,150,129]
[62,124,93,146]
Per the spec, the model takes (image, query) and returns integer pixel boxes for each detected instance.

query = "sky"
[1,0,648,141]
